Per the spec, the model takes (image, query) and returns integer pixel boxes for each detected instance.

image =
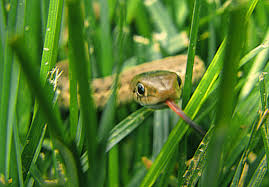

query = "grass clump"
[0,0,269,186]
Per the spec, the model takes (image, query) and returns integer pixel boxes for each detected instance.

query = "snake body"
[57,55,205,108]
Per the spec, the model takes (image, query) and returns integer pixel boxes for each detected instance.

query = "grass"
[0,0,269,186]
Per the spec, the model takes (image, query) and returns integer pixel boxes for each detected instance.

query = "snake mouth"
[141,100,169,109]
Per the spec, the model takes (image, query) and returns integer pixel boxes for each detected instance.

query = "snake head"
[130,70,182,109]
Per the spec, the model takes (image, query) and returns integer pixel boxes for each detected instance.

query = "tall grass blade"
[66,0,97,185]
[182,0,201,109]
[99,0,113,76]
[0,0,18,178]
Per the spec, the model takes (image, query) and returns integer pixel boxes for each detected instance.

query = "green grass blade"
[203,3,249,186]
[99,0,114,76]
[98,5,127,185]
[141,38,226,187]
[247,155,267,187]
[24,121,47,184]
[0,0,18,177]
[181,126,214,186]
[230,117,260,186]
[106,107,153,152]
[68,55,78,141]
[144,0,177,36]
[21,112,46,179]
[9,37,65,143]
[182,0,201,108]
[13,117,23,186]
[54,139,80,187]
[152,110,169,158]
[24,0,42,64]
[5,58,20,180]
[144,0,188,53]
[259,73,269,171]
[40,0,64,84]
[66,0,98,185]
[239,29,269,100]
[239,41,269,68]
[109,147,119,187]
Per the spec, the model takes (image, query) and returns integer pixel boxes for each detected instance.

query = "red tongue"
[165,100,205,136]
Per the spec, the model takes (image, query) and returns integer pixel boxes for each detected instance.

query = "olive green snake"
[57,55,205,109]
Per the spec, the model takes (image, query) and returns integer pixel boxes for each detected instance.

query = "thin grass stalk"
[68,37,78,141]
[13,117,23,186]
[182,0,201,108]
[99,0,114,76]
[259,73,269,167]
[101,3,127,185]
[24,0,42,64]
[0,0,18,177]
[109,147,119,187]
[239,41,269,68]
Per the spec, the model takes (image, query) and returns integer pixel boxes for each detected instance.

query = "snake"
[57,55,205,109]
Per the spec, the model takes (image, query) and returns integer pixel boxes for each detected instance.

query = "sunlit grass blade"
[141,38,226,187]
[239,29,269,100]
[259,73,269,167]
[106,107,153,152]
[182,0,201,109]
[239,41,269,68]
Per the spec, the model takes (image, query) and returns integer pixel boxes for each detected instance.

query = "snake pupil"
[177,75,182,87]
[137,83,145,96]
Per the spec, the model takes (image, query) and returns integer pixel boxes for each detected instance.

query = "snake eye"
[176,75,182,87]
[136,83,145,96]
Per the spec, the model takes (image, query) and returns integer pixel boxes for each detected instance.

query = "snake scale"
[57,55,205,108]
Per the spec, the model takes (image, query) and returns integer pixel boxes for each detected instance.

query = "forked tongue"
[165,100,206,136]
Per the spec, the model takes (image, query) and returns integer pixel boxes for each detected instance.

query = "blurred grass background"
[1,0,269,186]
